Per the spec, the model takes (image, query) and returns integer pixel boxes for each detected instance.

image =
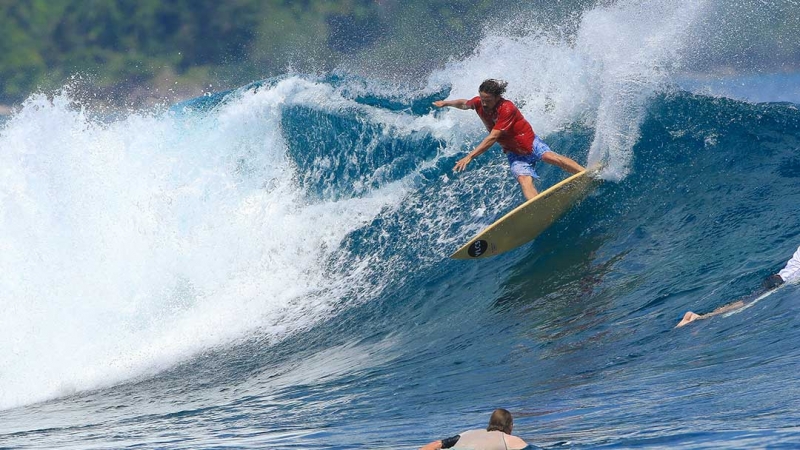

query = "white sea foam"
[428,0,709,181]
[0,78,434,410]
[0,0,714,410]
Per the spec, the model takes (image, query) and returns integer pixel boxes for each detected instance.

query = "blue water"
[3,1,800,448]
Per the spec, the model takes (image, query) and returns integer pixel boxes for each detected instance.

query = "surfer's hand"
[432,100,446,107]
[454,155,472,172]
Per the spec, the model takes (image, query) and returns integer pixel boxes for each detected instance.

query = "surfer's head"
[479,79,508,97]
[478,79,507,111]
[486,408,513,434]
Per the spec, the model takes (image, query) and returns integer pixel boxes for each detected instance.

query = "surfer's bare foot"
[676,311,701,328]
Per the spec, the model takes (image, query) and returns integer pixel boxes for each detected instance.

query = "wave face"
[2,1,800,448]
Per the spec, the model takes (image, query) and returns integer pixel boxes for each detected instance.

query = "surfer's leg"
[533,136,583,174]
[541,151,584,174]
[516,175,538,200]
[508,152,539,200]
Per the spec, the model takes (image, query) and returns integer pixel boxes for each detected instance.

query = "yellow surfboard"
[451,168,600,259]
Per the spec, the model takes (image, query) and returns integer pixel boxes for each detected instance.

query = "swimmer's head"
[487,408,513,434]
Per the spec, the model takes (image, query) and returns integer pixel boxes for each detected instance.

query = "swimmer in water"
[676,245,800,327]
[419,408,529,450]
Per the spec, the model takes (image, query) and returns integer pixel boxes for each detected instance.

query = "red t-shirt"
[466,96,535,155]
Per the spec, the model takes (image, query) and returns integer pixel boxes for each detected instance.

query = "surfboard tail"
[451,169,600,259]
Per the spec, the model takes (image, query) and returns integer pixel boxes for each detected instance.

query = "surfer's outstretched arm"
[675,300,746,328]
[433,99,471,110]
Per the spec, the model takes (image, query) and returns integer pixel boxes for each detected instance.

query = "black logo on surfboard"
[468,240,489,257]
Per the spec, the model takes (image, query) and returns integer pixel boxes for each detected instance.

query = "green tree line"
[0,0,511,105]
[1,0,795,106]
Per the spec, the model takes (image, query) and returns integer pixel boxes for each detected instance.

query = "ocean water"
[2,1,800,449]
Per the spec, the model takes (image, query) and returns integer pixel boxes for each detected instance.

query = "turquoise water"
[2,1,800,448]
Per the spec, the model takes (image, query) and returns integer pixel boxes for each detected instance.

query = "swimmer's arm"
[419,441,442,450]
[420,441,443,450]
[705,300,745,317]
[454,129,502,172]
[676,300,747,327]
[433,99,472,110]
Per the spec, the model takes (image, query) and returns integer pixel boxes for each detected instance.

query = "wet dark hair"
[479,79,508,97]
[486,408,513,434]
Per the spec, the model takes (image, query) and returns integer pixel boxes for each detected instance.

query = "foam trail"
[580,0,708,180]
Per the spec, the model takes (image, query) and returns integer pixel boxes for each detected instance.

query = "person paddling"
[676,244,800,327]
[419,408,529,450]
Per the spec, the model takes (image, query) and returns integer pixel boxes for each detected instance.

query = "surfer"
[433,79,584,200]
[419,408,529,450]
[676,245,800,327]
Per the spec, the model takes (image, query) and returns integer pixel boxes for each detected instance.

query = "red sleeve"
[493,101,516,132]
[465,97,480,110]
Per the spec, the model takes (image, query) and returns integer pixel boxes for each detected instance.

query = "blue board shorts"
[507,136,551,179]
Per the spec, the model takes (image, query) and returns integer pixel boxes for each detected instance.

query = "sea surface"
[2,1,800,448]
